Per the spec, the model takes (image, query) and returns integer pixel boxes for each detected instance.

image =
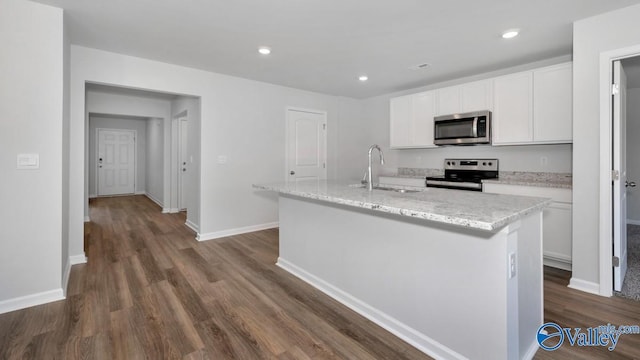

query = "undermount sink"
[371,186,421,193]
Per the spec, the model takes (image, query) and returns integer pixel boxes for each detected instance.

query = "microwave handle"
[472,117,478,138]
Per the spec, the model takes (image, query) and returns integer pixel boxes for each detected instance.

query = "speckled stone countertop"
[253,180,550,232]
[482,172,572,189]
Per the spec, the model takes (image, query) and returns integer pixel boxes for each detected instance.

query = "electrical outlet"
[508,252,516,279]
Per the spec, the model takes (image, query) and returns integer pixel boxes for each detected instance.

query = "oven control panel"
[444,158,498,171]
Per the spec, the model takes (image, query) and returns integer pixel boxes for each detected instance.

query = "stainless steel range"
[426,159,498,191]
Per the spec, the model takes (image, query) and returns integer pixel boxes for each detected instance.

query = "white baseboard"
[568,277,601,295]
[196,222,279,242]
[543,252,572,271]
[523,340,540,360]
[135,190,145,195]
[163,208,180,214]
[62,259,72,296]
[145,193,164,209]
[276,258,466,360]
[89,194,97,199]
[84,216,90,223]
[627,219,640,226]
[0,288,64,314]
[185,219,199,233]
[70,253,87,265]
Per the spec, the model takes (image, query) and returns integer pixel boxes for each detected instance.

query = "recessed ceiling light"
[502,30,519,39]
[358,75,369,82]
[258,46,271,55]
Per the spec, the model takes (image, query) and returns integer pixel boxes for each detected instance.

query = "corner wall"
[0,0,65,311]
[626,88,640,223]
[572,3,640,291]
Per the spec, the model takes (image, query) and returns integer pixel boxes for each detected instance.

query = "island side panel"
[277,194,537,360]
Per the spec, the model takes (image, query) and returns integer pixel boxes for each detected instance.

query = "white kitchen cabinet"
[492,72,534,145]
[390,91,437,149]
[533,63,573,143]
[492,62,573,145]
[483,183,572,270]
[435,80,493,116]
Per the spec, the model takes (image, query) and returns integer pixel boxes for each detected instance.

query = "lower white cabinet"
[483,183,572,270]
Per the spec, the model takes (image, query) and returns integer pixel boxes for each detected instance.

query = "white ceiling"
[33,0,640,98]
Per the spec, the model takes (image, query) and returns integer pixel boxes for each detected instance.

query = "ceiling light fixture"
[502,30,519,39]
[358,75,369,82]
[258,46,271,55]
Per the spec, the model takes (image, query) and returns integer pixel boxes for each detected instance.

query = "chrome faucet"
[364,144,385,191]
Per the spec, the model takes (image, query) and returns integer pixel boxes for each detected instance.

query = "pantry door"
[286,108,327,182]
[97,129,136,196]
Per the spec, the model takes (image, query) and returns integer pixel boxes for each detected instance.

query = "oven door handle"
[426,180,483,190]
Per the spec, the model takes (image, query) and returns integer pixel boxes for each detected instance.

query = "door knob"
[182,168,186,172]
[626,181,636,188]
[290,171,295,175]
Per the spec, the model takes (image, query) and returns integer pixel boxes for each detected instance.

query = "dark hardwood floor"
[0,195,639,359]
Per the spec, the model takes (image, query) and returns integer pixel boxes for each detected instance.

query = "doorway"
[599,47,640,298]
[96,128,136,196]
[285,108,327,182]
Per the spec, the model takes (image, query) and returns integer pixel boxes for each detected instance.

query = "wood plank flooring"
[0,195,639,359]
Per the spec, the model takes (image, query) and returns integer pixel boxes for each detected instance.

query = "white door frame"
[284,107,328,180]
[598,44,640,297]
[177,116,188,211]
[96,128,137,196]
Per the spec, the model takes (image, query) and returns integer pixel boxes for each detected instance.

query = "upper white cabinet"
[492,72,534,145]
[435,80,493,116]
[533,63,573,143]
[389,62,572,149]
[492,62,572,145]
[390,91,437,149]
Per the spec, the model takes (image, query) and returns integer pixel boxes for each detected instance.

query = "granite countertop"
[253,180,550,232]
[482,172,573,189]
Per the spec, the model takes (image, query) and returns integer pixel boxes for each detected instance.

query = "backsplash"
[397,167,443,177]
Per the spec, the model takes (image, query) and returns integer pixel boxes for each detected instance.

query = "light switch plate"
[217,155,228,164]
[17,153,39,169]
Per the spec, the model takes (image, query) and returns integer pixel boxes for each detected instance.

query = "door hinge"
[613,256,620,267]
[323,163,326,169]
[612,170,620,181]
[612,83,620,95]
[323,123,326,130]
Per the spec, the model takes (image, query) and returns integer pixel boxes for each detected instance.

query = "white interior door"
[286,109,327,182]
[613,60,628,292]
[178,118,188,211]
[97,129,136,196]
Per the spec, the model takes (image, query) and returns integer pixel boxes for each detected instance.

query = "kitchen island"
[253,180,550,360]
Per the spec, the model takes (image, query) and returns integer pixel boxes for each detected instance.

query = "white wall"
[171,97,201,227]
[626,87,640,222]
[146,118,164,206]
[88,116,148,196]
[573,3,640,290]
[69,45,362,256]
[61,7,71,292]
[0,0,65,309]
[359,57,574,177]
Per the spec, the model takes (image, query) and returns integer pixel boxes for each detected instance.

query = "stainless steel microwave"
[433,110,491,145]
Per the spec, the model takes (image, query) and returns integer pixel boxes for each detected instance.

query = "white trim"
[598,45,640,297]
[568,278,601,295]
[285,107,328,181]
[185,219,199,233]
[196,222,279,241]
[522,341,540,360]
[70,254,88,265]
[276,258,466,360]
[627,219,640,226]
[145,193,164,209]
[84,216,91,223]
[0,289,64,314]
[62,259,72,296]
[543,258,572,272]
[88,193,97,199]
[135,190,145,195]
[163,208,180,214]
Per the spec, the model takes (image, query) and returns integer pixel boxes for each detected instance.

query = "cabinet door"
[411,91,437,147]
[461,80,493,113]
[533,63,572,143]
[543,202,573,269]
[492,72,533,145]
[390,95,412,148]
[436,86,461,116]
